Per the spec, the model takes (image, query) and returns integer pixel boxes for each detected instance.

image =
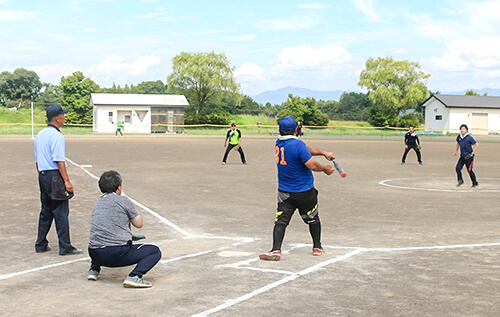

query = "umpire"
[34,104,82,256]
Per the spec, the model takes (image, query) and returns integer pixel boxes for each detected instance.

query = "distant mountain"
[249,86,500,105]
[440,88,500,96]
[250,86,348,105]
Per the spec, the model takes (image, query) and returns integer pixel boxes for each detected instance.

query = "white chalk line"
[379,177,500,193]
[192,249,364,317]
[195,241,500,316]
[0,257,90,281]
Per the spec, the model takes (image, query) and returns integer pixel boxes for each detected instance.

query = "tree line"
[1,54,432,127]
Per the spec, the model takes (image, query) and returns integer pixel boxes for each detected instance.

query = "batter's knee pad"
[301,204,319,225]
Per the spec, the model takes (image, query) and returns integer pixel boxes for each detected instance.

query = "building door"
[471,113,488,134]
[167,110,174,133]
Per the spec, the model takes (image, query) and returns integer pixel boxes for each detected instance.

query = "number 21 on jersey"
[275,146,287,165]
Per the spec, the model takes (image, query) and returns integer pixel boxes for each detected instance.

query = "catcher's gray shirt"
[89,192,139,248]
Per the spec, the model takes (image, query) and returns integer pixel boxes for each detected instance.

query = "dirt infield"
[0,135,499,317]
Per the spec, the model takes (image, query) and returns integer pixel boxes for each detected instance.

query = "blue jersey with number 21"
[276,136,313,193]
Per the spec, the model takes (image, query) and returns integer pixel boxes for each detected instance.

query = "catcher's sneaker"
[259,250,281,261]
[456,181,464,187]
[123,275,152,288]
[87,269,100,281]
[313,248,325,256]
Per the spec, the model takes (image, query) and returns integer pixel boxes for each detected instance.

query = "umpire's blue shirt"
[456,134,476,158]
[276,136,313,193]
[34,125,67,172]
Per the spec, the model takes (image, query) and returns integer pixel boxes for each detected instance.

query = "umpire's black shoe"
[60,248,83,256]
[36,246,51,253]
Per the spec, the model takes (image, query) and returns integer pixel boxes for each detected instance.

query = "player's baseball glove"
[417,145,422,150]
[233,145,240,151]
[465,153,474,161]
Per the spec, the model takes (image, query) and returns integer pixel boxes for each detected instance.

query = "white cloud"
[256,15,317,31]
[352,0,384,23]
[0,10,37,23]
[427,36,500,74]
[235,62,266,81]
[30,64,79,84]
[408,14,460,41]
[89,54,162,77]
[44,33,73,41]
[229,34,256,42]
[271,44,353,74]
[298,2,329,9]
[135,12,163,19]
[140,0,158,3]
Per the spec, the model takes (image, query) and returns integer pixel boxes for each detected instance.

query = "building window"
[435,115,442,120]
[108,111,113,123]
[124,114,131,123]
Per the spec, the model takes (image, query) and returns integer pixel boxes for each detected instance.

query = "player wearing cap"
[34,104,82,256]
[454,124,479,187]
[260,116,335,261]
[222,122,246,165]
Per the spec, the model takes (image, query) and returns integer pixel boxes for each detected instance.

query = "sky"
[1,0,500,96]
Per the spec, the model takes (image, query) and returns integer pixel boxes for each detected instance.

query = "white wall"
[425,99,449,132]
[94,106,152,133]
[449,108,500,134]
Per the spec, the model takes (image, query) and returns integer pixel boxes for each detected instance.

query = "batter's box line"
[193,242,500,316]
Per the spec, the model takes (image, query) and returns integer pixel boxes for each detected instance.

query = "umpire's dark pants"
[89,241,162,277]
[222,143,246,163]
[402,146,422,163]
[456,156,478,186]
[36,170,73,254]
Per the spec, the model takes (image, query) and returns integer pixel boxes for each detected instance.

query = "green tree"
[277,94,329,126]
[131,80,168,94]
[167,51,240,115]
[60,71,99,124]
[358,56,430,125]
[0,68,42,102]
[38,83,62,106]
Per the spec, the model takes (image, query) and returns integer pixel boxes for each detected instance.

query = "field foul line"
[0,257,90,281]
[195,241,500,316]
[379,177,500,193]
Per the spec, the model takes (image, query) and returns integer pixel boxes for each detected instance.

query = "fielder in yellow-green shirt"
[222,122,246,165]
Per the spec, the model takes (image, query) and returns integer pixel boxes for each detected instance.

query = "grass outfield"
[0,111,417,136]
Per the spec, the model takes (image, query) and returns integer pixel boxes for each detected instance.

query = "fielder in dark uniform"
[34,104,82,255]
[260,116,334,261]
[222,122,246,164]
[401,125,422,165]
[454,124,479,187]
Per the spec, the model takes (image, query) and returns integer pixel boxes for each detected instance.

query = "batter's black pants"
[222,144,246,163]
[271,188,322,251]
[402,146,422,163]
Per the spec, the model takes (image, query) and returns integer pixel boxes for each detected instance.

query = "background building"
[422,94,500,134]
[90,93,189,134]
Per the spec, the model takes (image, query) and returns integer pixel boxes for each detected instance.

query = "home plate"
[217,251,253,257]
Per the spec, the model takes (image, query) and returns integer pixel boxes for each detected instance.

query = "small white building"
[90,93,189,134]
[422,94,500,134]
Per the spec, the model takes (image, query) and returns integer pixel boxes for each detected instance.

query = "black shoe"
[456,181,464,187]
[36,246,51,253]
[60,248,83,256]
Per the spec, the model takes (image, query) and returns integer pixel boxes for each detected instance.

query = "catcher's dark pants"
[456,156,478,186]
[222,143,246,163]
[89,241,161,277]
[271,188,322,251]
[36,170,74,254]
[402,146,422,163]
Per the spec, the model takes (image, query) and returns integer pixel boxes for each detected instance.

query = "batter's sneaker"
[456,181,464,187]
[313,248,325,256]
[259,250,281,261]
[87,269,100,281]
[123,275,152,288]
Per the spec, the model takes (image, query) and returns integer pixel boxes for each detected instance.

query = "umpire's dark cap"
[279,115,296,133]
[46,104,69,118]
